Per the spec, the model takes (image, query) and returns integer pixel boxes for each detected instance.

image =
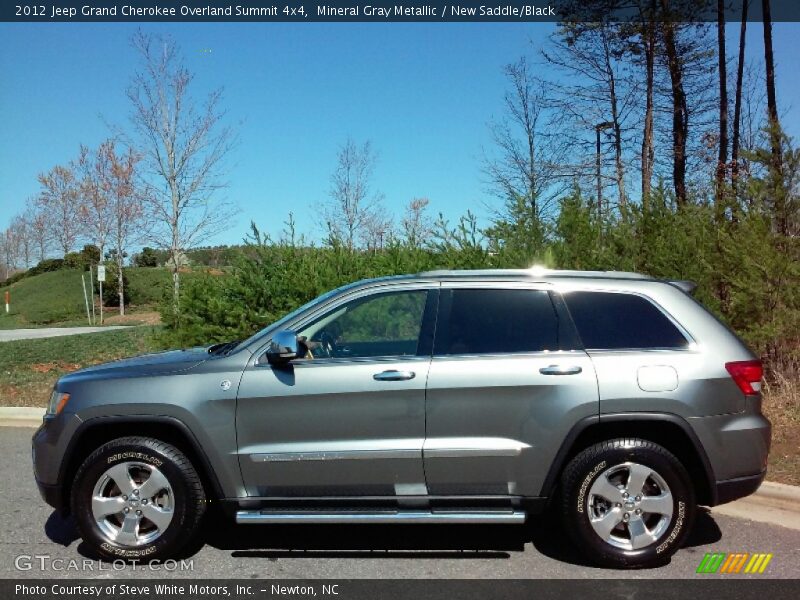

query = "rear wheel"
[71,436,206,560]
[560,438,695,568]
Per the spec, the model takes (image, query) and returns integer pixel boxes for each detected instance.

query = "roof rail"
[668,280,698,295]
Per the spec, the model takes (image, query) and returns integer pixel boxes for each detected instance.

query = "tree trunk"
[731,0,748,189]
[762,0,781,170]
[601,27,626,210]
[762,0,786,235]
[660,6,689,206]
[715,0,729,223]
[641,7,656,212]
[117,251,125,317]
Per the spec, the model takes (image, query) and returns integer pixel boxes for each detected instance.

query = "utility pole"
[595,121,614,219]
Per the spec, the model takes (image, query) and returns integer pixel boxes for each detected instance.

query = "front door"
[236,286,436,497]
[423,285,599,497]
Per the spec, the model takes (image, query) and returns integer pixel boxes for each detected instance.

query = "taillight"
[725,360,763,395]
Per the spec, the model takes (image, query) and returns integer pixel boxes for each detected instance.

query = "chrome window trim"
[554,286,697,349]
[429,349,587,361]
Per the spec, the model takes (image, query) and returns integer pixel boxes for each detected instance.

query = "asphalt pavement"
[0,327,130,342]
[2,426,798,579]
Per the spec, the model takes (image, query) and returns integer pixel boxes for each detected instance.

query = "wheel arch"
[541,413,717,506]
[59,416,224,513]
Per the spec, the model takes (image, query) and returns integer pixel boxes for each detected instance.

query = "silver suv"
[32,269,771,568]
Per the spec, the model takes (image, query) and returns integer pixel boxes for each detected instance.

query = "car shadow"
[44,511,80,547]
[204,518,526,560]
[528,506,723,568]
[46,505,723,565]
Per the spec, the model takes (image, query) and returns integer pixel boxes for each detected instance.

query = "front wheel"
[71,436,206,560]
[560,438,695,568]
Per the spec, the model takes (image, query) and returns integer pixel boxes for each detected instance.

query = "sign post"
[81,274,91,325]
[97,265,106,325]
[4,290,8,314]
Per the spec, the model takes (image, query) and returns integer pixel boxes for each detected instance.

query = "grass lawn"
[0,327,165,408]
[0,266,221,328]
[2,269,88,324]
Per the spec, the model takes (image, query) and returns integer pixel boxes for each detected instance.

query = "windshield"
[236,282,363,351]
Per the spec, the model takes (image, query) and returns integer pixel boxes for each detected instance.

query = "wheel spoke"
[591,475,623,502]
[91,495,126,519]
[106,463,135,497]
[116,513,140,545]
[639,492,673,517]
[141,503,173,531]
[136,467,170,500]
[625,463,652,496]
[590,508,622,540]
[628,516,657,549]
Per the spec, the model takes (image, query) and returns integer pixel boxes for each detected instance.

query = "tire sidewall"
[567,442,695,567]
[72,441,193,561]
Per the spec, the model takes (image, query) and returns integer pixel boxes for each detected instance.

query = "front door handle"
[539,365,583,376]
[373,370,416,381]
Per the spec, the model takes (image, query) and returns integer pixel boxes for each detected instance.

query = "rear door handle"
[373,370,416,381]
[539,365,583,376]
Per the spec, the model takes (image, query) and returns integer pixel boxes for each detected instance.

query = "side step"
[235,509,526,525]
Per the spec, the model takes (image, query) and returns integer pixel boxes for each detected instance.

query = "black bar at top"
[4,1,800,24]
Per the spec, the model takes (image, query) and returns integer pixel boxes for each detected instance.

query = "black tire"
[560,438,695,569]
[71,436,206,561]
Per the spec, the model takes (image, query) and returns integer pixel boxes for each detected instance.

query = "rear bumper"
[714,469,767,506]
[689,411,771,486]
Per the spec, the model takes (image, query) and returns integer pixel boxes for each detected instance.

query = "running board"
[235,509,526,524]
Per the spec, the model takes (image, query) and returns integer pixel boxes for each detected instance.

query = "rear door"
[423,283,599,497]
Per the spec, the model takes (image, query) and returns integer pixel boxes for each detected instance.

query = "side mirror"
[266,330,300,365]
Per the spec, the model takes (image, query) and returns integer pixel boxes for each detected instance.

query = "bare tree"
[401,197,433,248]
[100,142,145,315]
[543,22,636,211]
[361,211,394,251]
[324,138,384,250]
[484,57,570,221]
[11,214,32,269]
[37,164,81,256]
[26,204,50,262]
[126,31,235,312]
[77,144,113,323]
[2,228,16,280]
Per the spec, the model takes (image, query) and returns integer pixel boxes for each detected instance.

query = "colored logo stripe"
[696,553,773,574]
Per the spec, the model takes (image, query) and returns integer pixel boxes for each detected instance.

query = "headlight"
[46,391,70,415]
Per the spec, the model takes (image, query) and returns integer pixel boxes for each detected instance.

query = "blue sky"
[1,22,799,247]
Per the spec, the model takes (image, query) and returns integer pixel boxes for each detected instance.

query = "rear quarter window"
[563,291,688,350]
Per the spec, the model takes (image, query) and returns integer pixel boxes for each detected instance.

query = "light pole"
[595,121,614,218]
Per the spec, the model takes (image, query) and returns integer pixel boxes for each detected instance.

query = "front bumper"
[31,412,82,511]
[35,479,64,510]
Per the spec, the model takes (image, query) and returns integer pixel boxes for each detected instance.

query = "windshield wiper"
[208,340,241,355]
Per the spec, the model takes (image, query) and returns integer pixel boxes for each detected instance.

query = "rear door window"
[434,289,560,355]
[563,291,688,350]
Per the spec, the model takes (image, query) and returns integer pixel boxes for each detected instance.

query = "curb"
[750,481,800,510]
[0,407,45,427]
